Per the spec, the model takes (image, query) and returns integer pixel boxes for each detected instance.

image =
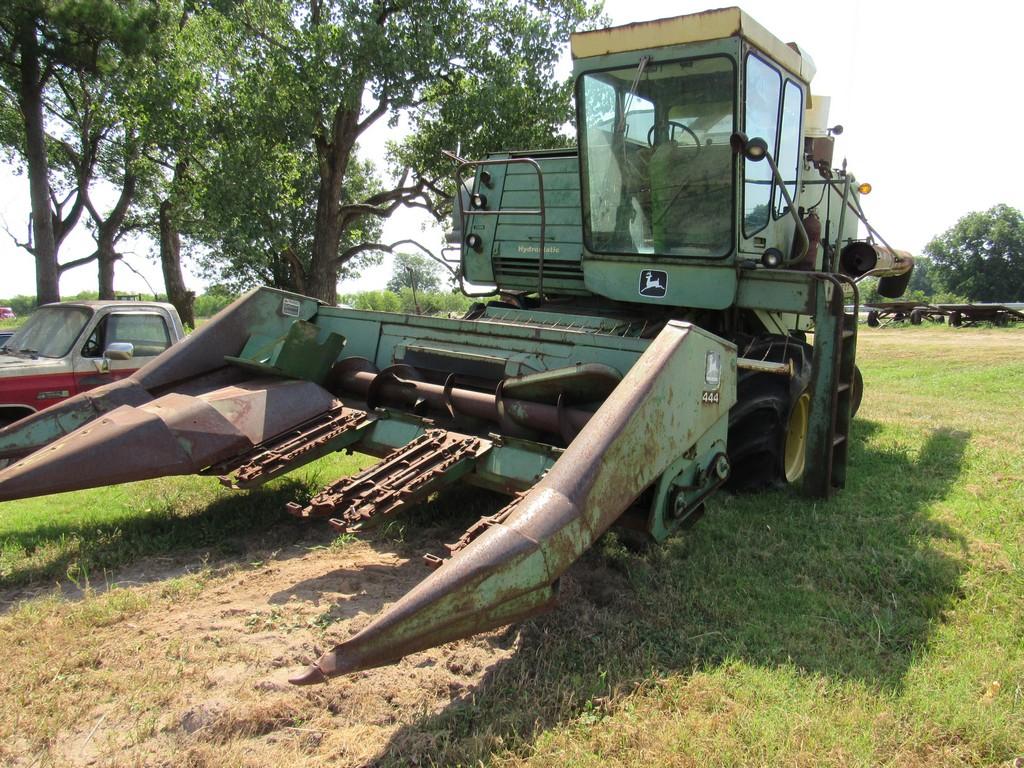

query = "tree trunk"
[159,197,195,328]
[17,19,59,304]
[97,245,118,299]
[308,106,359,304]
[308,176,342,302]
[88,165,136,300]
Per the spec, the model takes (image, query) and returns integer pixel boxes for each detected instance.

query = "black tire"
[727,336,812,491]
[910,309,923,325]
[866,311,880,328]
[950,311,963,327]
[850,365,864,418]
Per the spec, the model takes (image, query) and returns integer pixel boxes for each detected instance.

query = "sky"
[1,0,1022,298]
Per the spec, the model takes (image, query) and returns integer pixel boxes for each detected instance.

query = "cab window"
[775,79,803,218]
[743,54,781,236]
[82,313,172,358]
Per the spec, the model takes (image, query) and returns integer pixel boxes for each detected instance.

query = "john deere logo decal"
[639,269,667,298]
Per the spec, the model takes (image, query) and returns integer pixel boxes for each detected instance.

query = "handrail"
[455,156,548,301]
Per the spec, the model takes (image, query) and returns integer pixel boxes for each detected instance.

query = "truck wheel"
[866,311,879,327]
[950,311,963,327]
[910,309,923,325]
[727,336,812,491]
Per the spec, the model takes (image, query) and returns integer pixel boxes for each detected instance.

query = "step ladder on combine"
[804,273,859,497]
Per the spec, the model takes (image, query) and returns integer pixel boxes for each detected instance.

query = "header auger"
[0,8,912,683]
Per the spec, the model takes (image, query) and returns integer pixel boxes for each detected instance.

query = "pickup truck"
[0,300,185,426]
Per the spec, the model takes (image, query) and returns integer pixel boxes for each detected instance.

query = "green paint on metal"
[227,320,345,385]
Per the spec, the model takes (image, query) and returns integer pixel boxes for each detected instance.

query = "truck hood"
[0,354,70,378]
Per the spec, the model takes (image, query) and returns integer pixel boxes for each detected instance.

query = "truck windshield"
[578,56,735,258]
[4,306,92,358]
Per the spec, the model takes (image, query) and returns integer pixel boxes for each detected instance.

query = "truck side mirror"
[93,342,134,374]
[105,342,134,361]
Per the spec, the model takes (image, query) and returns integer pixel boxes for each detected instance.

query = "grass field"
[0,326,1021,767]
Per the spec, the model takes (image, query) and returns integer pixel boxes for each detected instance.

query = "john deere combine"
[0,8,912,684]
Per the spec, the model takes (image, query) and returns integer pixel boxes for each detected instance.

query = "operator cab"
[570,8,817,306]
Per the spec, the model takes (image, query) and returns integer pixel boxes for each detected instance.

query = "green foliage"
[925,204,1024,302]
[386,252,444,294]
[907,255,937,295]
[341,289,403,313]
[189,0,600,300]
[192,288,238,318]
[339,288,473,316]
[0,295,39,317]
[858,255,968,305]
[0,0,173,299]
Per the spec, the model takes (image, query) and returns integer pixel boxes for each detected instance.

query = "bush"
[193,290,238,318]
[338,289,474,317]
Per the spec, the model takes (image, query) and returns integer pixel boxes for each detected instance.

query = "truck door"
[73,311,175,392]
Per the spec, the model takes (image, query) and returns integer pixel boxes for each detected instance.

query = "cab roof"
[570,7,816,84]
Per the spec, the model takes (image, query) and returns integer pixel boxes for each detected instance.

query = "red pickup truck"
[0,300,185,427]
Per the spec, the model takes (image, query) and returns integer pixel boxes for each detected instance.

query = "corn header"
[0,8,912,684]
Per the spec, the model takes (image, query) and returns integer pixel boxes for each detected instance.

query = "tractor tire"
[851,365,864,418]
[866,311,880,328]
[910,309,923,325]
[727,336,812,491]
[950,310,963,327]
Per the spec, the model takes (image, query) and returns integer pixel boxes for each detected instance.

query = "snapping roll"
[839,242,915,298]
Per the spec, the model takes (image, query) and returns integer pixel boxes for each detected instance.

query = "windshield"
[4,306,92,358]
[578,55,736,258]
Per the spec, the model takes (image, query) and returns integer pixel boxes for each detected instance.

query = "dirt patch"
[11,528,528,767]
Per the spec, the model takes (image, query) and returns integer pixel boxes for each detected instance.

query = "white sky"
[1,0,1021,298]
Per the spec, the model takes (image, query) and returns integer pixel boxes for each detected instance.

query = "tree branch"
[356,98,389,135]
[335,238,457,278]
[1,215,35,255]
[57,251,99,274]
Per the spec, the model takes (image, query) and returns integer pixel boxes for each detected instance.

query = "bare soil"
[3,522,549,767]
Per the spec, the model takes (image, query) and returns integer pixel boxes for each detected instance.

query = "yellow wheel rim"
[784,391,810,483]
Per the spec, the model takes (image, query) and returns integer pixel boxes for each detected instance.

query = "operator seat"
[649,139,732,254]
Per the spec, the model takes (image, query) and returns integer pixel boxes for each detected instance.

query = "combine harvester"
[0,8,912,684]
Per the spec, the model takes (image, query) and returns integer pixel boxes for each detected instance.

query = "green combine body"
[0,8,912,683]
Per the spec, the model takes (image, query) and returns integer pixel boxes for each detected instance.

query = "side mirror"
[93,342,133,374]
[730,132,769,161]
[104,342,134,361]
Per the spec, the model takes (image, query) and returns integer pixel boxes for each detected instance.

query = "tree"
[926,204,1024,302]
[387,252,442,295]
[192,0,600,302]
[0,0,163,302]
[907,255,937,297]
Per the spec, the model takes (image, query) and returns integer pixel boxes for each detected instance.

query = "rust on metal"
[288,429,490,530]
[331,358,594,441]
[213,405,376,489]
[289,323,735,684]
[423,493,525,569]
[0,378,339,501]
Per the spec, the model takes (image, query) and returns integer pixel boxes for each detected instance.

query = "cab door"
[72,310,174,392]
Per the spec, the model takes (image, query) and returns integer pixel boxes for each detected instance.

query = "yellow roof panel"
[570,7,815,83]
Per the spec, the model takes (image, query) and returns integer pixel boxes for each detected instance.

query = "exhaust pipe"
[839,242,915,298]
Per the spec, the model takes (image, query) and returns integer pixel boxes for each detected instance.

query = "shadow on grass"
[0,477,324,601]
[370,423,970,766]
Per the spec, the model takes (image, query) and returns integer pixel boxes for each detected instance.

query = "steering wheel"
[647,121,701,148]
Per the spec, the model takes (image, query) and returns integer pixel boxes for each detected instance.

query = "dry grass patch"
[0,326,1022,767]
